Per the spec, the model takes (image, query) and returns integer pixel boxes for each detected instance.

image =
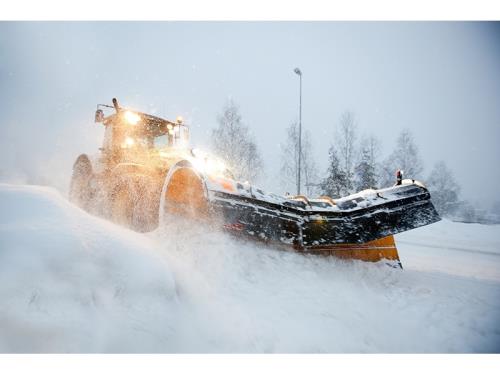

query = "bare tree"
[381,129,424,186]
[280,121,319,196]
[426,161,461,217]
[458,200,476,223]
[489,201,500,224]
[211,100,263,182]
[334,111,358,194]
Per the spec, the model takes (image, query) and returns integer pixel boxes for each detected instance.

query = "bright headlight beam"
[190,148,227,176]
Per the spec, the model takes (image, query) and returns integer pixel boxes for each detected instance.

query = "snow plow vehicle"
[70,98,441,266]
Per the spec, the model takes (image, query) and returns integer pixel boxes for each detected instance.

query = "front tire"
[110,174,160,232]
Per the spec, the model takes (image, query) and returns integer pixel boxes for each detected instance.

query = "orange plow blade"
[306,235,401,266]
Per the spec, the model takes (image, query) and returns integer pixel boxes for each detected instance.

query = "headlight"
[124,111,140,125]
[122,137,135,148]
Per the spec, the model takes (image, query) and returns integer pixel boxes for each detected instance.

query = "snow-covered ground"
[0,183,499,353]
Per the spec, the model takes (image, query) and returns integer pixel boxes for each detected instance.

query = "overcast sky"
[0,22,499,205]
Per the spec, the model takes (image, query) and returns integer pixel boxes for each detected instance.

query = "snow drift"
[0,184,177,352]
[0,183,499,352]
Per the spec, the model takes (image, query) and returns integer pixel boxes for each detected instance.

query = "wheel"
[110,180,134,229]
[110,174,160,232]
[69,154,93,209]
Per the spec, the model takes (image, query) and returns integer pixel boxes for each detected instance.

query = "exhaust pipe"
[112,98,120,113]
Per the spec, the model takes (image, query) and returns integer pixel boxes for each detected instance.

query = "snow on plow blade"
[208,180,441,264]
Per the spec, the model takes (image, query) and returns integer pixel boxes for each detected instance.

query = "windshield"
[153,134,169,148]
[112,123,189,150]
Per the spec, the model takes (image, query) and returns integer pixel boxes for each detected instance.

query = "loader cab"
[97,102,190,154]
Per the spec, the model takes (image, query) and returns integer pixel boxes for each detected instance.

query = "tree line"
[210,100,481,222]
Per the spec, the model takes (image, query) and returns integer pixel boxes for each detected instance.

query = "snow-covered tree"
[354,149,378,191]
[354,135,381,190]
[280,121,319,196]
[426,161,460,217]
[381,129,423,186]
[211,100,263,182]
[320,146,349,198]
[335,111,358,193]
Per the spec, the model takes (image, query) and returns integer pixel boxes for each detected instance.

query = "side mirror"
[95,109,104,123]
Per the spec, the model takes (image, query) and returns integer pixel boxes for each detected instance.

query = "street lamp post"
[294,67,302,195]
